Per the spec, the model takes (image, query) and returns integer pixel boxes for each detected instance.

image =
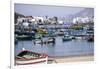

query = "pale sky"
[15,3,87,17]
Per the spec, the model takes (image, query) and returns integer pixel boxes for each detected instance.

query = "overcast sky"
[15,3,90,18]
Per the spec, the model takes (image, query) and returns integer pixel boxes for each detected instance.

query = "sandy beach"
[48,54,94,63]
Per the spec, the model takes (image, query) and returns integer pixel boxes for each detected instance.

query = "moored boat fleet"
[15,25,94,43]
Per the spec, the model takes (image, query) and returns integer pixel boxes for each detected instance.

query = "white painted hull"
[16,57,48,65]
[35,40,42,44]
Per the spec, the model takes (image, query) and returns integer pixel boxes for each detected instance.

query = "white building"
[73,16,94,24]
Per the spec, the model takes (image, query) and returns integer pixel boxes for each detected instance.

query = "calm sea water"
[15,37,94,57]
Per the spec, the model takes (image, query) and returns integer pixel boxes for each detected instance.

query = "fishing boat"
[33,37,55,44]
[35,34,42,39]
[57,31,64,36]
[23,31,35,36]
[16,35,32,40]
[86,27,94,42]
[87,35,94,42]
[15,38,18,45]
[70,36,76,39]
[15,50,48,65]
[33,39,42,44]
[48,37,55,43]
[62,35,72,41]
[47,30,57,37]
[15,35,18,45]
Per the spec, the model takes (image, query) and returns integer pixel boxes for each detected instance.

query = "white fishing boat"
[33,37,55,44]
[15,50,48,65]
[62,35,72,41]
[33,39,42,44]
[48,37,55,43]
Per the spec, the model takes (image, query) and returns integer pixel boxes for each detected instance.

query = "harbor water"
[15,36,94,57]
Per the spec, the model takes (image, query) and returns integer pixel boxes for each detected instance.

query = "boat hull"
[34,38,55,44]
[16,36,34,40]
[16,57,48,65]
[15,50,48,65]
[62,38,72,41]
[87,38,94,42]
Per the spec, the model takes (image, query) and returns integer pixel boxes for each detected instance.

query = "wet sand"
[48,54,94,63]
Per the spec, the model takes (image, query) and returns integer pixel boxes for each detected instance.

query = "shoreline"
[49,54,94,58]
[48,54,94,63]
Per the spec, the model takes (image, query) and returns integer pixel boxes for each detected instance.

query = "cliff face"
[14,12,25,23]
[74,8,94,17]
